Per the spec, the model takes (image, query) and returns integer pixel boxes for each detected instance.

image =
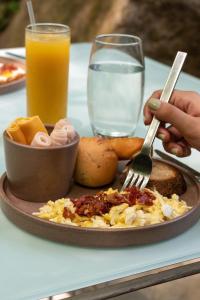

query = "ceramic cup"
[3,126,79,202]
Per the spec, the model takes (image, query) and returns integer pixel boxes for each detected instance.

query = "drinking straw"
[26,0,36,25]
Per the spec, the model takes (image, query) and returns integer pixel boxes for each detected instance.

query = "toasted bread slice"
[121,160,186,196]
[147,160,186,196]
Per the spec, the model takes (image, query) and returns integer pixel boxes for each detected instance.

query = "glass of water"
[87,34,144,137]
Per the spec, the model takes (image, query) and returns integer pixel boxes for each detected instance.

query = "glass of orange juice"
[26,23,70,124]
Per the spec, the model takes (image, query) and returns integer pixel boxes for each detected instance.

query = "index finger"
[143,90,162,125]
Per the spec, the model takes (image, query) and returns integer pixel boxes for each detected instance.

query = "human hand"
[143,90,200,157]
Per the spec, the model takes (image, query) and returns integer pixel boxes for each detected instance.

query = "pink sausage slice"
[51,119,76,145]
[50,128,68,146]
[31,132,52,147]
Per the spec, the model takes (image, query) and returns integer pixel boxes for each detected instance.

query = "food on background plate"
[6,117,76,147]
[33,186,191,228]
[0,62,25,85]
[74,136,144,187]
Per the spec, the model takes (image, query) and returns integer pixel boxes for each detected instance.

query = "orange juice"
[26,24,70,124]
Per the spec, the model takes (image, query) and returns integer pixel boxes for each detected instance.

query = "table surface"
[0,43,200,300]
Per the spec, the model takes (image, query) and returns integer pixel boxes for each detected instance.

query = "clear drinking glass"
[87,34,144,137]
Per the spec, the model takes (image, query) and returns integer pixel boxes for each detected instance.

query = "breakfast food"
[50,119,76,146]
[74,136,186,195]
[109,137,144,160]
[0,62,25,85]
[6,123,27,145]
[6,116,47,144]
[74,136,144,187]
[121,160,187,196]
[33,186,191,228]
[74,137,118,187]
[31,132,52,147]
[17,116,47,144]
[6,117,76,147]
[147,160,187,197]
[5,116,186,199]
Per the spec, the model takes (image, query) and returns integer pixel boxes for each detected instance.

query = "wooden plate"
[0,159,200,247]
[0,57,25,94]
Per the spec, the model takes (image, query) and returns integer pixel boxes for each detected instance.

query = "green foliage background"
[0,0,20,31]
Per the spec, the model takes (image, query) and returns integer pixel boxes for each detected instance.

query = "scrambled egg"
[33,189,191,228]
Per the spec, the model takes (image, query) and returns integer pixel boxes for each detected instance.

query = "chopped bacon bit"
[63,207,75,219]
[126,186,155,206]
[72,195,111,217]
[69,187,155,218]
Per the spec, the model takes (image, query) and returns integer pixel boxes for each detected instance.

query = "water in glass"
[87,34,144,137]
[88,61,144,137]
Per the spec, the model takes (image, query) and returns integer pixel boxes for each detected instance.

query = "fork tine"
[140,176,150,190]
[121,169,134,191]
[135,174,144,188]
[129,173,139,188]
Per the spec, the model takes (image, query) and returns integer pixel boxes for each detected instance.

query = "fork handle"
[142,51,187,154]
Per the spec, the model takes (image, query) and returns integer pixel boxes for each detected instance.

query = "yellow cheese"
[6,115,48,145]
[18,116,47,144]
[6,124,27,144]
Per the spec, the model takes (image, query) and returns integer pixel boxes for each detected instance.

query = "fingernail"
[148,98,161,111]
[158,134,165,141]
[171,148,180,156]
[182,147,191,157]
[143,115,148,123]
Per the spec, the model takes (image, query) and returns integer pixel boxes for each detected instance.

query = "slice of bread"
[121,160,186,196]
[147,160,186,196]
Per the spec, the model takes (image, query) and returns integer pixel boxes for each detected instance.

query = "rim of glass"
[95,33,142,46]
[26,23,70,34]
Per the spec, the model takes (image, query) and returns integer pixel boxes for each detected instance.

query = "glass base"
[92,127,135,138]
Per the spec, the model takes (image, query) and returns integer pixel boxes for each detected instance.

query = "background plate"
[0,57,25,94]
[0,159,200,247]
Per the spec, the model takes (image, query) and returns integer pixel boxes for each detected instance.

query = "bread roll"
[109,137,144,160]
[74,137,118,187]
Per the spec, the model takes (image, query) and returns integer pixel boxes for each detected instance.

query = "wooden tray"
[0,159,200,247]
[0,57,25,94]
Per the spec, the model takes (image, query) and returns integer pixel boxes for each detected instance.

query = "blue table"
[0,43,200,300]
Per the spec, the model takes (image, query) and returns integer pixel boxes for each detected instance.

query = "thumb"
[147,98,193,134]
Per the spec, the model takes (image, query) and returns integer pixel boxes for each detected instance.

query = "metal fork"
[121,51,187,191]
